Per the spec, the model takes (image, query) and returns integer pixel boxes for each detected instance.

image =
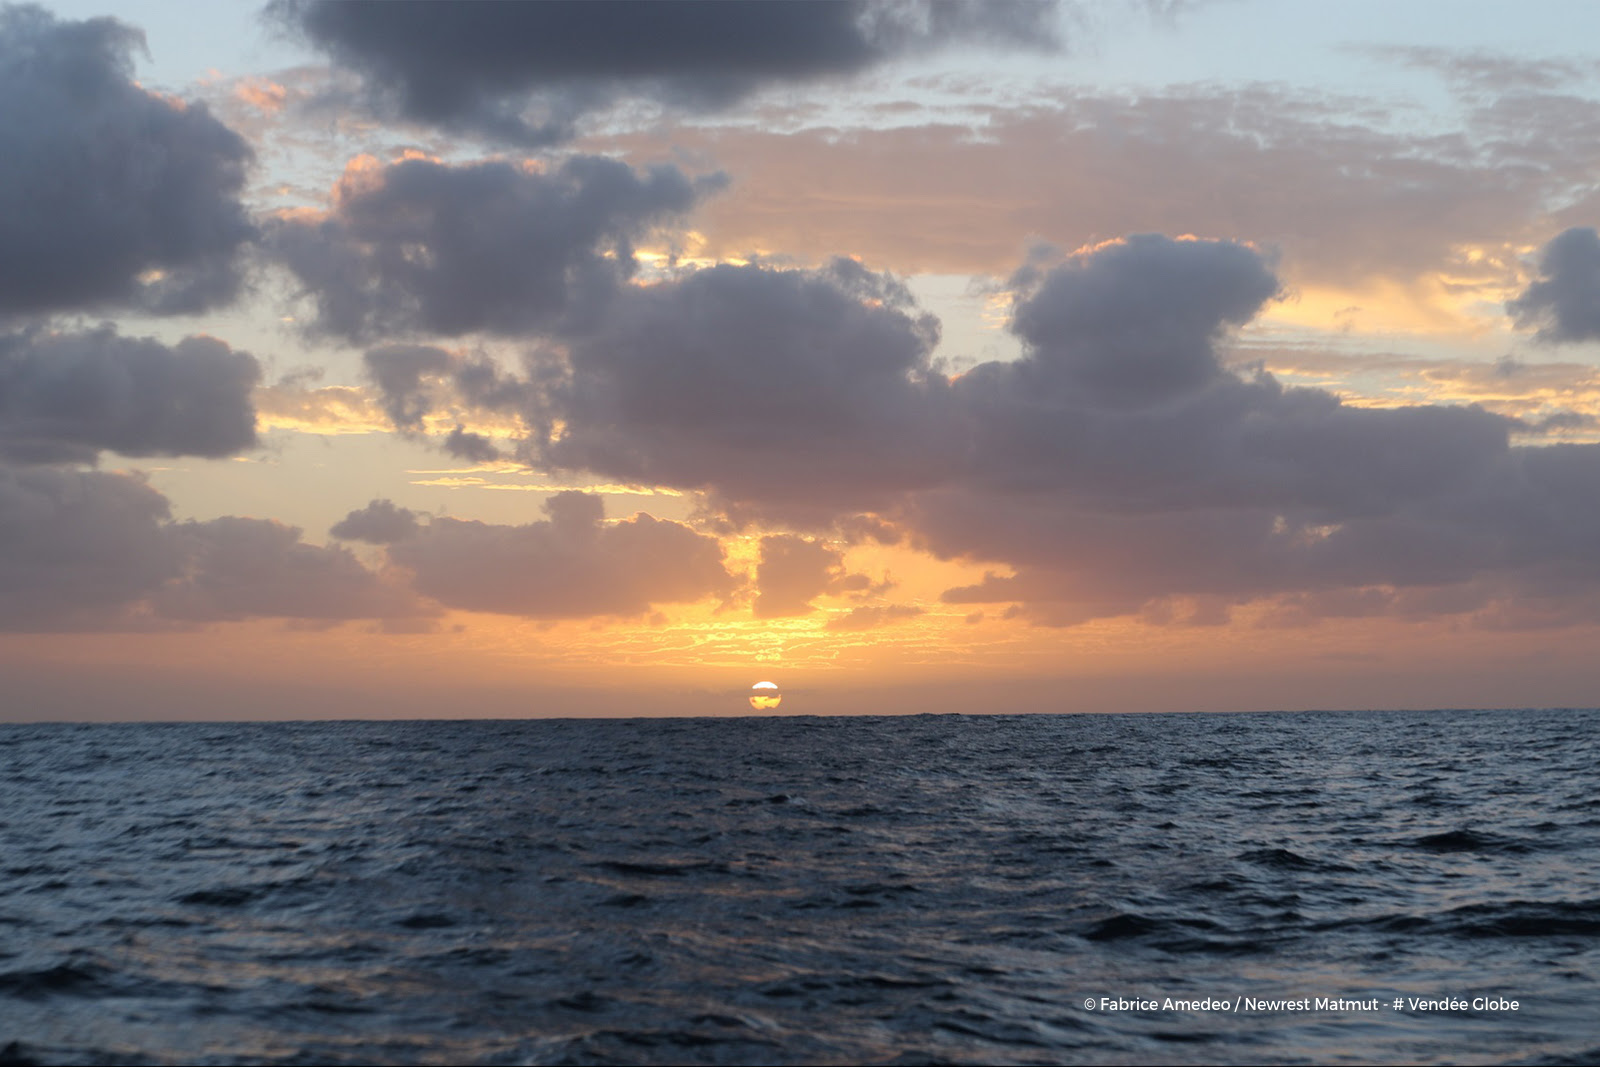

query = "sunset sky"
[6,0,1600,719]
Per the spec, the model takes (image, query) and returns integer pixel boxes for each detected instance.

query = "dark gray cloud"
[154,516,426,623]
[362,344,454,428]
[354,261,960,513]
[0,5,254,315]
[0,465,180,629]
[924,436,1600,629]
[441,425,502,463]
[351,231,1600,629]
[375,237,1502,524]
[1004,235,1279,406]
[0,327,259,464]
[275,0,1059,144]
[361,344,540,451]
[272,155,714,341]
[330,499,420,544]
[540,259,960,519]
[957,241,1511,516]
[906,236,1597,626]
[0,467,426,630]
[386,491,734,618]
[535,231,1592,628]
[1508,227,1600,343]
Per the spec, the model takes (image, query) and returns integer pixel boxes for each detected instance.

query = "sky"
[5,0,1600,719]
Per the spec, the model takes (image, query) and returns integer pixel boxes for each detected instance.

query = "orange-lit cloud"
[1229,347,1600,439]
[589,89,1574,296]
[234,78,288,114]
[254,382,391,435]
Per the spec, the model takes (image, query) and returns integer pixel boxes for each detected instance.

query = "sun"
[748,680,782,710]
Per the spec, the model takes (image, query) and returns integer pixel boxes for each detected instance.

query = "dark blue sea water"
[1,709,1597,1065]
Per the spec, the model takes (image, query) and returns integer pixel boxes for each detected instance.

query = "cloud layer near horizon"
[353,233,1600,629]
[0,473,742,630]
[379,491,735,619]
[0,465,432,631]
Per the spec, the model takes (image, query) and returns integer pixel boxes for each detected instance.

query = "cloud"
[1225,346,1600,438]
[376,236,1495,522]
[441,425,502,463]
[356,259,960,517]
[274,0,1060,144]
[753,534,869,618]
[594,88,1553,288]
[1003,235,1280,406]
[386,491,734,618]
[362,344,455,428]
[936,236,1514,519]
[540,259,960,519]
[0,5,254,315]
[253,379,389,436]
[360,343,539,451]
[956,373,1513,521]
[1361,45,1600,95]
[0,474,734,629]
[270,155,715,341]
[0,465,180,629]
[1363,45,1600,99]
[0,327,259,464]
[330,499,420,544]
[1508,227,1600,343]
[905,236,1600,627]
[0,466,432,631]
[153,516,427,623]
[343,230,1600,630]
[824,603,924,631]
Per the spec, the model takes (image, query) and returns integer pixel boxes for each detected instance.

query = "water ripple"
[0,709,1596,1064]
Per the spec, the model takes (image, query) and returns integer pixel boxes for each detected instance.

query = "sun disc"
[748,680,782,710]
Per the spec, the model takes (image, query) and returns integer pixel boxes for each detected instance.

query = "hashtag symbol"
[1392,998,1403,1010]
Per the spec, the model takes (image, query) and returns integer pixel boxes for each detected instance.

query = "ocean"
[1,709,1596,1065]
